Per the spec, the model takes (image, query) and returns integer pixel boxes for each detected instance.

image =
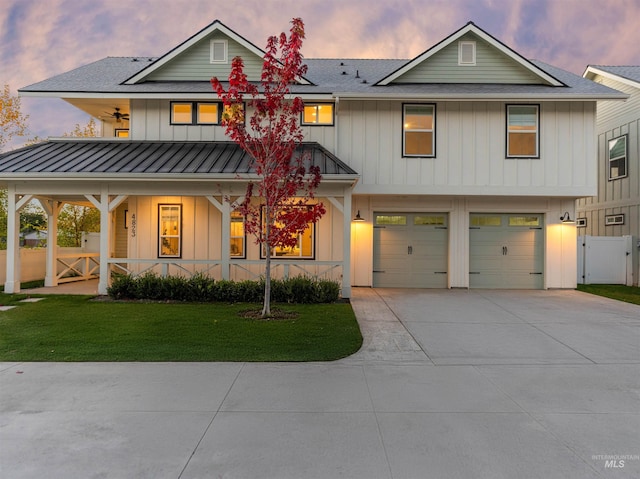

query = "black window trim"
[301,102,335,126]
[505,103,541,159]
[607,134,628,181]
[402,102,437,158]
[170,101,223,125]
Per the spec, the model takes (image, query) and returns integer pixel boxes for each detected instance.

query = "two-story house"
[577,66,639,285]
[0,20,626,296]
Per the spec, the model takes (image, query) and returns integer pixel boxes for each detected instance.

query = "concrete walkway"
[1,288,639,478]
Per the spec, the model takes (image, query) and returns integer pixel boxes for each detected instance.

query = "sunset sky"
[2,0,639,149]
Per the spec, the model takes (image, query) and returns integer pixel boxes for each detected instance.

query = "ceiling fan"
[103,107,130,123]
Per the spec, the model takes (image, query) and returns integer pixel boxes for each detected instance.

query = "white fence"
[0,249,47,284]
[577,235,634,285]
[0,248,100,286]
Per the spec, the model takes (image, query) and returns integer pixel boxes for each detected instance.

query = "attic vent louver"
[458,41,476,66]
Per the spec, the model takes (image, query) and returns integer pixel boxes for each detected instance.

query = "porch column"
[85,188,111,295]
[342,190,352,299]
[39,200,63,287]
[206,195,230,280]
[4,185,20,293]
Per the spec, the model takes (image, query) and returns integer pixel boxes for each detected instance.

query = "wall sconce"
[124,210,129,229]
[353,210,365,222]
[559,212,575,223]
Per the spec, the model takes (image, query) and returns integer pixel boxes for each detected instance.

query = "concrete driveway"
[1,288,639,478]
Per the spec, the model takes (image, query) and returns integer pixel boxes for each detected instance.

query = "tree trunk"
[262,252,271,317]
[262,213,271,317]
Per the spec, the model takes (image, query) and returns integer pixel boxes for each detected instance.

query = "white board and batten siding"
[131,99,338,152]
[124,196,342,280]
[339,100,596,197]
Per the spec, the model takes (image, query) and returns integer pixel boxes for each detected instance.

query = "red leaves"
[212,17,324,257]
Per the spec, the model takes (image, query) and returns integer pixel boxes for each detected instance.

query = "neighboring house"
[21,230,47,248]
[578,66,640,285]
[0,21,626,296]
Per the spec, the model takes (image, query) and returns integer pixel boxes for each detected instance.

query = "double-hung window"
[608,135,627,180]
[158,204,181,258]
[403,104,435,157]
[506,105,539,158]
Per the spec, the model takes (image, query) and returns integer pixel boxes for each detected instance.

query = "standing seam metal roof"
[0,140,358,177]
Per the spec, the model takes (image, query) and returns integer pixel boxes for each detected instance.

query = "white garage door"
[373,213,448,288]
[469,214,544,289]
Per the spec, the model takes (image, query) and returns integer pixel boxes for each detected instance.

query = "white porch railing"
[57,253,100,283]
[106,258,343,283]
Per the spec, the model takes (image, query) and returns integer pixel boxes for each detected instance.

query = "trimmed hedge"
[107,272,340,304]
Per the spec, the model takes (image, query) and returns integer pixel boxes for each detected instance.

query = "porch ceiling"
[0,140,358,180]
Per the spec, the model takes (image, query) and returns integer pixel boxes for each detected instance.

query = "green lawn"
[0,294,363,362]
[577,284,640,306]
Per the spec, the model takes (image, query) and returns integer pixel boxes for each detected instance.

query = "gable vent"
[458,41,476,66]
[210,40,228,64]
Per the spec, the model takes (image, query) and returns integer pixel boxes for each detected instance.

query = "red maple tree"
[211,18,325,317]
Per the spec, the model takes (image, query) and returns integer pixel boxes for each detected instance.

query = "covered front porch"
[0,140,359,297]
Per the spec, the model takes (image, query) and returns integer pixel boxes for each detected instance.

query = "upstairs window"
[506,105,539,158]
[171,102,221,125]
[608,135,627,180]
[210,40,228,63]
[302,103,334,125]
[171,102,193,124]
[403,104,435,157]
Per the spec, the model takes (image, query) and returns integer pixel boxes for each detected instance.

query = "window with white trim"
[458,41,476,65]
[506,105,539,158]
[403,104,435,157]
[608,135,627,180]
[210,40,228,63]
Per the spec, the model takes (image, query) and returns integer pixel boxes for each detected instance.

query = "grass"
[0,294,363,362]
[577,284,640,306]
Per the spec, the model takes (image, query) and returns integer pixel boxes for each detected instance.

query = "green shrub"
[106,273,340,304]
[317,279,341,303]
[107,273,136,299]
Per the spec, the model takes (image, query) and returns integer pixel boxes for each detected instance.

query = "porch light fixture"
[560,212,575,223]
[353,210,365,222]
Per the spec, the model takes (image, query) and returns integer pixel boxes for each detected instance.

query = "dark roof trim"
[0,140,358,177]
[375,22,565,87]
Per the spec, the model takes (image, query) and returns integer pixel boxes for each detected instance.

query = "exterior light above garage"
[560,212,575,223]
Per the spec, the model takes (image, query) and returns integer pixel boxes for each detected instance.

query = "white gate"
[577,236,633,285]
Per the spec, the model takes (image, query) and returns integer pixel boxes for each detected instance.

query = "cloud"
[2,0,640,149]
